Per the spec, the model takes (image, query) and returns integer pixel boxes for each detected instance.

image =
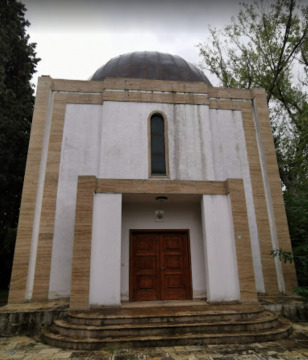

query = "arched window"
[150,114,166,175]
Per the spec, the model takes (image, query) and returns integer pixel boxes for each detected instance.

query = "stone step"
[68,304,265,326]
[54,311,278,338]
[41,317,292,350]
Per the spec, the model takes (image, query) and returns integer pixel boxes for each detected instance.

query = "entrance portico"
[69,177,257,310]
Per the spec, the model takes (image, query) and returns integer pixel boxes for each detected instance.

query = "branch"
[267,0,296,103]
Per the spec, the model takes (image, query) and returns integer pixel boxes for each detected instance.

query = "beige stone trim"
[8,77,53,304]
[95,179,227,195]
[250,89,297,293]
[102,78,211,93]
[240,104,279,295]
[49,77,255,101]
[31,93,67,300]
[208,87,253,100]
[52,77,210,94]
[52,79,104,93]
[226,179,258,303]
[70,176,96,310]
[102,90,210,105]
[49,78,255,106]
[209,99,252,111]
[32,93,103,301]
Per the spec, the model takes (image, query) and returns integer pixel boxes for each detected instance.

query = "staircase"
[41,303,292,350]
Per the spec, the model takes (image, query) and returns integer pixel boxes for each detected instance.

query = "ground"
[0,322,307,360]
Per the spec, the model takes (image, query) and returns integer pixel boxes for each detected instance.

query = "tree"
[0,0,39,291]
[197,0,308,294]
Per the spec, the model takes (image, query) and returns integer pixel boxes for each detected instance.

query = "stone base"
[259,295,308,321]
[0,299,68,336]
[1,295,307,338]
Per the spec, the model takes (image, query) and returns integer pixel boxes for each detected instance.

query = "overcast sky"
[22,0,248,88]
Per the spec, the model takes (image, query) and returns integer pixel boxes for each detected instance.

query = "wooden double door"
[130,230,192,301]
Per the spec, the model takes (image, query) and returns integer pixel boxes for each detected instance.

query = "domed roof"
[90,51,212,85]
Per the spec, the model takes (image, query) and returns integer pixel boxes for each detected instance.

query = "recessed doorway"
[129,230,192,301]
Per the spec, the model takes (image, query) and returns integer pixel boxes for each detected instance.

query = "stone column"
[201,194,240,302]
[89,193,122,306]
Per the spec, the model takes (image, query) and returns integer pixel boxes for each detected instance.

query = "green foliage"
[198,0,308,295]
[197,0,308,187]
[270,248,293,263]
[293,286,308,298]
[0,0,39,290]
[0,289,9,304]
[271,243,308,298]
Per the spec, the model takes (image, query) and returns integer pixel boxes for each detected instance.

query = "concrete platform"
[1,296,307,338]
[0,322,308,359]
[0,297,308,358]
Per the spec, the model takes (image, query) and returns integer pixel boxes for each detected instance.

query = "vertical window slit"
[151,114,166,175]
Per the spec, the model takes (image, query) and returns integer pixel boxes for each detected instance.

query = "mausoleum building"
[9,51,297,310]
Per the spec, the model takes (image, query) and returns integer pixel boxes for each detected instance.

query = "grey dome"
[90,51,212,85]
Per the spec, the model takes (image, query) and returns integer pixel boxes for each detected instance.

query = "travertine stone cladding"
[9,77,54,304]
[250,89,297,293]
[226,179,257,303]
[32,94,103,302]
[70,176,96,310]
[8,76,297,306]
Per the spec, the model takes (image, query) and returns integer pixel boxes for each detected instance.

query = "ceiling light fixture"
[156,196,168,203]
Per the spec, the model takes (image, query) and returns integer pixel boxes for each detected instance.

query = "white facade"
[90,193,122,306]
[39,101,262,303]
[201,195,240,302]
[9,55,297,308]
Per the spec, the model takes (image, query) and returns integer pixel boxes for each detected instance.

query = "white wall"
[208,109,264,292]
[201,195,240,302]
[49,104,103,299]
[89,193,122,306]
[121,200,206,300]
[99,102,149,179]
[98,102,263,293]
[48,101,263,299]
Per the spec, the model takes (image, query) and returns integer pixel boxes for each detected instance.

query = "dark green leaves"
[0,0,40,291]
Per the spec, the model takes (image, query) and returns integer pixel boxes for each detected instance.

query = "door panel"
[165,256,183,269]
[161,233,190,300]
[131,233,159,301]
[130,231,192,301]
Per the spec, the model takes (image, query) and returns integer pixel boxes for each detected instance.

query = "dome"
[90,51,212,85]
